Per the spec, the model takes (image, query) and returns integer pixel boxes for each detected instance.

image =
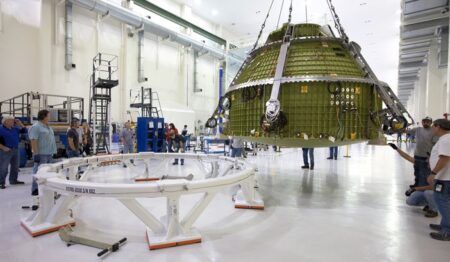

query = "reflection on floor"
[1,143,448,262]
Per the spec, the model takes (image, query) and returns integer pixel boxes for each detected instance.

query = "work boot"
[430,232,450,241]
[301,165,309,169]
[0,184,5,189]
[10,181,25,185]
[425,210,438,218]
[429,224,442,231]
[423,205,430,212]
[310,166,314,170]
[327,157,333,160]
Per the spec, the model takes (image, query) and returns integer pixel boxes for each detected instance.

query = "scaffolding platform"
[0,92,84,126]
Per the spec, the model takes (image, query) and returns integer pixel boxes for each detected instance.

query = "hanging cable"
[326,0,349,42]
[276,0,285,29]
[288,0,293,24]
[251,0,276,52]
[230,0,276,86]
[305,0,308,23]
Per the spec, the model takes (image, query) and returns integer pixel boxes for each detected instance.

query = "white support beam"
[181,192,215,231]
[119,199,165,233]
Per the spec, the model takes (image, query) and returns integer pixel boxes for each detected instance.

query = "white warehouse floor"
[1,143,449,262]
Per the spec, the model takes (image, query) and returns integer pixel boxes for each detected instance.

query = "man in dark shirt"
[0,116,27,189]
[67,118,80,158]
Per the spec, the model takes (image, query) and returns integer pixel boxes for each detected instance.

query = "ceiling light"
[212,9,218,16]
[194,0,202,4]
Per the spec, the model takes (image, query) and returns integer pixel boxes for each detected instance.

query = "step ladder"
[129,87,163,118]
[150,91,163,119]
[88,53,119,154]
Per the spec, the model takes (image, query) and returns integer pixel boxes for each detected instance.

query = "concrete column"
[406,90,415,119]
[416,67,428,121]
[425,40,447,119]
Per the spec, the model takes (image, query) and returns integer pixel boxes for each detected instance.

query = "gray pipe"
[65,1,75,70]
[137,30,146,82]
[68,0,226,60]
[193,51,202,92]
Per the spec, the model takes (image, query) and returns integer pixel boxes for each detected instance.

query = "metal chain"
[231,0,276,86]
[326,0,349,42]
[288,0,293,24]
[251,0,276,52]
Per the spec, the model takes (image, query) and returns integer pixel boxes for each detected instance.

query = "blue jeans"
[231,148,243,158]
[329,147,338,159]
[162,140,167,152]
[0,148,19,185]
[434,180,450,235]
[173,142,185,164]
[123,144,133,154]
[302,148,314,167]
[406,190,437,211]
[413,156,430,187]
[168,140,174,152]
[66,149,80,158]
[31,154,53,194]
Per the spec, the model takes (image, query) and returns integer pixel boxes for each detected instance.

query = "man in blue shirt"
[0,116,27,189]
[29,110,57,196]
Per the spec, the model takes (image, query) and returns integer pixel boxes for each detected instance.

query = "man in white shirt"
[427,119,450,241]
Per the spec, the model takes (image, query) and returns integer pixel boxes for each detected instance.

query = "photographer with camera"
[388,143,438,217]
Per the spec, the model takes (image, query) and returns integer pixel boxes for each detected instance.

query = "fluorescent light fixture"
[212,9,218,16]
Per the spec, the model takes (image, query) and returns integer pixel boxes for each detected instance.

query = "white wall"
[406,39,449,121]
[0,0,229,131]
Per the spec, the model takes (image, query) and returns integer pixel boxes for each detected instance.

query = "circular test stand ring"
[21,152,264,250]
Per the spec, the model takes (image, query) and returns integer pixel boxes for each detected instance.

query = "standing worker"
[327,146,338,160]
[181,125,190,151]
[397,131,403,143]
[302,148,315,170]
[427,119,450,241]
[81,120,92,156]
[230,136,244,158]
[407,117,437,187]
[66,118,80,158]
[29,110,57,196]
[0,116,27,189]
[168,123,184,165]
[163,123,170,152]
[120,121,135,154]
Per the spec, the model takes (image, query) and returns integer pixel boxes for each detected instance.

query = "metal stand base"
[234,190,265,210]
[146,228,201,250]
[21,219,76,237]
[134,177,160,182]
